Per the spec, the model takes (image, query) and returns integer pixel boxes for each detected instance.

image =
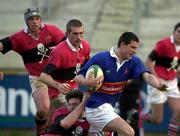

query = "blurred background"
[0,0,180,135]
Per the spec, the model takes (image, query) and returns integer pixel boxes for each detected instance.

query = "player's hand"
[0,72,3,80]
[57,83,71,94]
[85,76,103,87]
[157,83,168,92]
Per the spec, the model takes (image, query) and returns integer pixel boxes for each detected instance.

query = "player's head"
[65,19,84,47]
[24,7,41,23]
[117,32,139,60]
[24,7,42,32]
[65,89,83,111]
[173,22,180,44]
[173,22,180,32]
[117,32,139,48]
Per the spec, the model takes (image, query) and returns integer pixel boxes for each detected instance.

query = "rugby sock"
[132,111,139,120]
[140,113,153,123]
[35,116,48,136]
[168,118,180,136]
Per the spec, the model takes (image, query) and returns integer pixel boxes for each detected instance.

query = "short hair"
[66,19,83,32]
[173,22,180,32]
[117,32,139,47]
[65,89,83,103]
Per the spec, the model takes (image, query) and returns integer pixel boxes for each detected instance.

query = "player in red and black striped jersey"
[43,90,90,136]
[142,22,180,135]
[0,7,65,136]
[39,19,90,119]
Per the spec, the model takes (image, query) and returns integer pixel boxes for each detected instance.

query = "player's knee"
[38,102,50,112]
[124,128,135,136]
[172,110,180,120]
[151,117,163,124]
[117,127,135,136]
[36,110,49,120]
[126,127,135,136]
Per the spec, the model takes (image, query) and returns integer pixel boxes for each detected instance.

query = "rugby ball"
[85,65,104,91]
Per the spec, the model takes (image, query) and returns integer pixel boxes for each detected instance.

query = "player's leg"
[30,76,50,136]
[149,103,164,123]
[33,90,50,135]
[141,84,165,124]
[103,117,134,136]
[86,103,134,136]
[168,97,180,135]
[161,78,180,136]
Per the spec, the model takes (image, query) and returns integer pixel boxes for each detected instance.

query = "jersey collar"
[170,35,174,44]
[109,47,129,71]
[66,38,83,52]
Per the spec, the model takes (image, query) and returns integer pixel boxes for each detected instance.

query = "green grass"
[0,129,167,136]
[0,129,35,136]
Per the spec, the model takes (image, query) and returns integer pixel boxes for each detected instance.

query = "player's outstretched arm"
[39,72,71,94]
[60,92,90,129]
[142,72,167,91]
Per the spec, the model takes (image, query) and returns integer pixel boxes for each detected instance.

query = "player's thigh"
[33,89,50,111]
[168,97,180,117]
[151,103,164,120]
[30,75,50,110]
[103,116,134,136]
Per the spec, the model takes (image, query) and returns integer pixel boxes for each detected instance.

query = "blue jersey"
[78,48,148,108]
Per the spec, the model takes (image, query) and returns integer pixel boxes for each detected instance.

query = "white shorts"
[85,103,119,133]
[147,78,180,104]
[29,75,48,95]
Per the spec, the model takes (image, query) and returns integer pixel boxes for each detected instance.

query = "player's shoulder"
[11,29,27,38]
[54,40,66,48]
[131,55,140,61]
[129,55,143,65]
[98,50,111,57]
[44,23,57,28]
[81,39,90,46]
[91,51,109,62]
[44,23,62,31]
[52,41,68,54]
[157,36,171,46]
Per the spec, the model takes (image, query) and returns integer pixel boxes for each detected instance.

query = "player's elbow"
[39,73,48,82]
[60,121,72,129]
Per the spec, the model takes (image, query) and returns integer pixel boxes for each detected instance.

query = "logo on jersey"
[167,56,179,71]
[105,70,111,75]
[74,63,81,75]
[37,43,49,63]
[72,126,83,136]
[100,81,127,94]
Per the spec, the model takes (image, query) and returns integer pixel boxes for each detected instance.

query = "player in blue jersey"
[75,32,167,136]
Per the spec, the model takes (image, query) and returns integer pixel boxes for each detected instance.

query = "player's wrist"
[81,78,87,85]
